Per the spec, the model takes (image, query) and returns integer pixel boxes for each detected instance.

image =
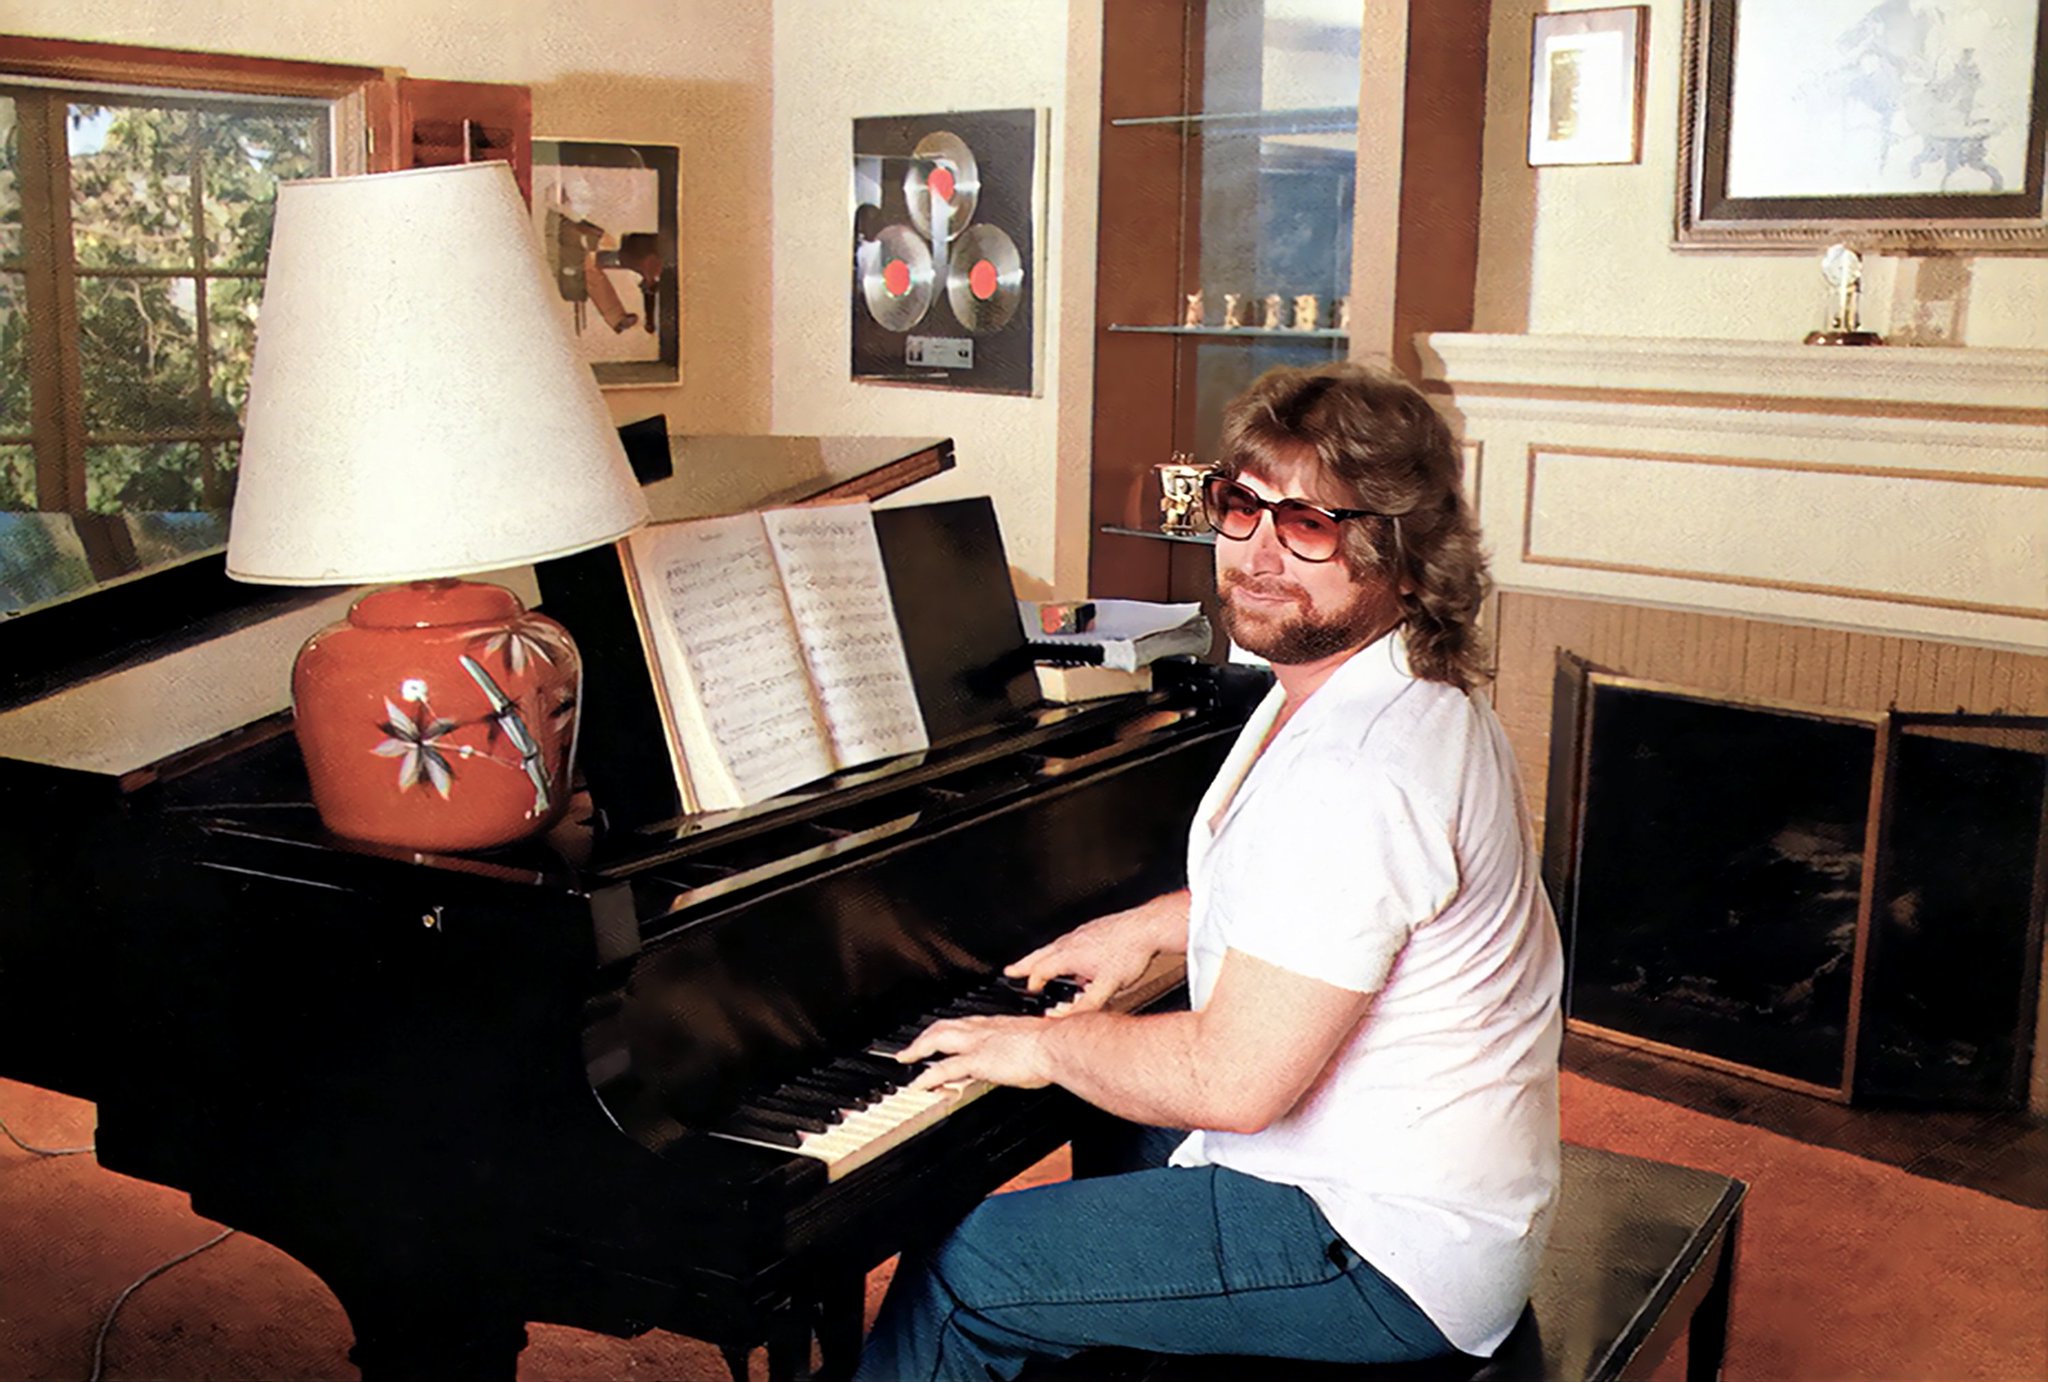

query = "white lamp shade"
[227,162,649,585]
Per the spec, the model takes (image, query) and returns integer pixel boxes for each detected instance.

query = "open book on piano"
[545,491,1047,829]
[616,502,928,813]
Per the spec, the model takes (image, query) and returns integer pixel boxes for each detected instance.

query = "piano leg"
[766,1298,814,1381]
[337,1295,528,1382]
[293,1239,529,1382]
[816,1273,866,1381]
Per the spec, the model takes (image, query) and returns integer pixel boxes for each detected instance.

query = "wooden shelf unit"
[1087,0,1490,603]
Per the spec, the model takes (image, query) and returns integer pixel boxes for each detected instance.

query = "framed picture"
[531,139,680,386]
[1676,0,2048,250]
[851,108,1045,395]
[1528,6,1647,166]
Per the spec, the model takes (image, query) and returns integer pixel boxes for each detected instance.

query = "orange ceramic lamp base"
[292,580,582,851]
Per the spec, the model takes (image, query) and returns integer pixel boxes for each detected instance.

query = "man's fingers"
[1003,949,1072,988]
[1002,946,1050,978]
[1061,983,1113,1014]
[894,1019,966,1065]
[907,1056,974,1093]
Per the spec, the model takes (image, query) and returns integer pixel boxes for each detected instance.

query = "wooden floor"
[1563,1030,2048,1210]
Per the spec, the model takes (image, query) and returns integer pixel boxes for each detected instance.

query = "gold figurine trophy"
[1155,454,1207,534]
[1806,244,1884,347]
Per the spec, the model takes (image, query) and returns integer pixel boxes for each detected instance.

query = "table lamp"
[227,162,650,852]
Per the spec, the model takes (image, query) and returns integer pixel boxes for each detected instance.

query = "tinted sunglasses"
[1200,473,1382,563]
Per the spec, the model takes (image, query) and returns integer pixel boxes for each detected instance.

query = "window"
[0,36,383,616]
[0,38,530,622]
[1,84,332,518]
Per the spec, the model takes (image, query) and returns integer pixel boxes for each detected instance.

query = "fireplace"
[1549,662,2048,1108]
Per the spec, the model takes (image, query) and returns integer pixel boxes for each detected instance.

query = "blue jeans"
[854,1123,1453,1381]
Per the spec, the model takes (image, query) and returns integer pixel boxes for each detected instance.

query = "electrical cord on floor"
[87,1228,238,1382]
[0,1108,94,1157]
[4,1105,239,1382]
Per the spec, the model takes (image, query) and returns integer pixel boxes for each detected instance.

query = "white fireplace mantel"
[1418,333,2048,414]
[1415,333,2048,652]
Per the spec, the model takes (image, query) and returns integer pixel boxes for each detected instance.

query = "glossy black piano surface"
[76,663,1258,1379]
[0,430,1258,1379]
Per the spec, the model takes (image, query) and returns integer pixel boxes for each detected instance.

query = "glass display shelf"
[1106,324,1347,341]
[1109,106,1357,136]
[1101,524,1216,546]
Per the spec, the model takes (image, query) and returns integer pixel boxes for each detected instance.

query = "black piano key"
[991,973,1084,1009]
[810,1083,889,1111]
[1041,978,1084,1005]
[785,1070,881,1103]
[936,994,1015,1017]
[846,1051,942,1086]
[750,1091,846,1123]
[729,1104,834,1135]
[712,1116,804,1148]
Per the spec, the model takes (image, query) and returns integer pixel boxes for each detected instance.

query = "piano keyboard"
[707,957,1185,1181]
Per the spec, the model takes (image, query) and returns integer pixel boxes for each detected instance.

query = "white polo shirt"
[1170,630,1563,1357]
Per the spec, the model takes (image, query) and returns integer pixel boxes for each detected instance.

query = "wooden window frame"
[1,35,396,518]
[0,36,531,693]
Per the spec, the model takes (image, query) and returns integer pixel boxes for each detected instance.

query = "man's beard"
[1218,569,1396,664]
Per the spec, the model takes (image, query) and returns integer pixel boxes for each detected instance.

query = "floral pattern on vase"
[292,580,583,852]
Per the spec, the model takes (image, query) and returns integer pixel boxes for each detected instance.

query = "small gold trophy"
[1263,293,1285,330]
[1183,291,1204,328]
[1155,454,1207,534]
[1222,292,1249,329]
[1806,244,1884,346]
[1292,294,1320,331]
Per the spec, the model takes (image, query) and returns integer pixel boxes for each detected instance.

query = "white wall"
[1475,0,2048,349]
[768,0,1100,598]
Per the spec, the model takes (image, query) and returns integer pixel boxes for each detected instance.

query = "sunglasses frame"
[1200,472,1384,563]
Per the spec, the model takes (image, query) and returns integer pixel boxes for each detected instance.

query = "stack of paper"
[1017,599,1211,672]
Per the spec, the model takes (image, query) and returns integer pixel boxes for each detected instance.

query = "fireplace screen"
[1560,673,2045,1106]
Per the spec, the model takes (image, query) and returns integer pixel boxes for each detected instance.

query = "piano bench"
[1034,1144,1747,1382]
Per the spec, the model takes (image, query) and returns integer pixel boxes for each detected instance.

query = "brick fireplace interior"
[1538,661,2044,1109]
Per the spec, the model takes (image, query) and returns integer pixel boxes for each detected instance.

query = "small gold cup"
[1155,455,1208,534]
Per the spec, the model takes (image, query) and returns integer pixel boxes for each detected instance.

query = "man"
[856,362,1563,1381]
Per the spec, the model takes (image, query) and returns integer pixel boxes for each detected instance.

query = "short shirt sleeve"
[1204,747,1459,995]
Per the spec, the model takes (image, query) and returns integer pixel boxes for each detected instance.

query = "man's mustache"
[1219,570,1306,605]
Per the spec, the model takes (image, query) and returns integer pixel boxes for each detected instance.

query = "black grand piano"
[0,433,1258,1381]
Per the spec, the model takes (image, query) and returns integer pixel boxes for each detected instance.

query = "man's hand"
[1005,891,1189,1014]
[899,1016,1051,1092]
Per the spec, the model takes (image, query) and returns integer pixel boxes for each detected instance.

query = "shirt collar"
[1277,624,1416,736]
[1203,626,1419,841]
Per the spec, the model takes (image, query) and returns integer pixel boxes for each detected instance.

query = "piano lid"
[640,434,955,523]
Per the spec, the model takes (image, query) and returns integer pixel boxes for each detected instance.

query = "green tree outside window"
[0,86,328,517]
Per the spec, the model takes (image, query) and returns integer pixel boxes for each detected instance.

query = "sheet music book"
[621,501,928,812]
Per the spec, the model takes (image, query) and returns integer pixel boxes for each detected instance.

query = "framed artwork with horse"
[1675,0,2048,250]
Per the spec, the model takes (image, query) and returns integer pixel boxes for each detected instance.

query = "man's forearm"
[1036,1008,1234,1132]
[911,947,1372,1134]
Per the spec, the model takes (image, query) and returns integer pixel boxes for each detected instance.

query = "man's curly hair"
[1213,361,1493,691]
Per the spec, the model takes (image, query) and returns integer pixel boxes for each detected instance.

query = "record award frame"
[851,108,1046,395]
